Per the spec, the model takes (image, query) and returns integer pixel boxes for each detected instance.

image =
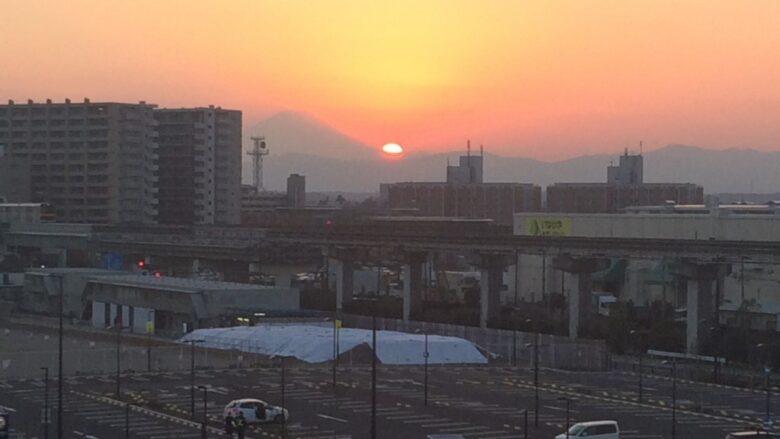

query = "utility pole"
[424,331,429,406]
[147,310,153,372]
[125,402,130,439]
[281,357,287,439]
[116,312,122,399]
[41,367,49,439]
[55,274,63,439]
[371,310,377,439]
[526,319,540,428]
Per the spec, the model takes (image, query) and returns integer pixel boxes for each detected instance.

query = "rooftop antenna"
[639,141,643,155]
[480,144,484,157]
[248,136,270,192]
[467,139,471,157]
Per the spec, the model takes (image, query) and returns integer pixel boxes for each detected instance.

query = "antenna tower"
[248,136,270,192]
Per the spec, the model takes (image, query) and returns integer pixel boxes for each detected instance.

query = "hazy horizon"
[3,1,780,160]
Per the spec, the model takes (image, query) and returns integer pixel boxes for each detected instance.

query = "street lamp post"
[710,325,721,383]
[629,330,643,402]
[757,343,773,430]
[765,366,771,430]
[124,402,129,439]
[187,339,204,419]
[116,313,122,399]
[41,367,49,439]
[526,319,540,428]
[332,318,338,388]
[557,397,572,439]
[424,331,429,407]
[197,386,207,439]
[281,356,287,439]
[371,307,377,439]
[51,273,64,439]
[663,359,677,439]
[147,310,154,372]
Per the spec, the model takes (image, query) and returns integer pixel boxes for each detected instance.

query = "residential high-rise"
[154,106,241,225]
[286,173,306,207]
[0,99,158,223]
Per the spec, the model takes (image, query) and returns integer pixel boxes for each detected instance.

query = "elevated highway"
[4,223,780,264]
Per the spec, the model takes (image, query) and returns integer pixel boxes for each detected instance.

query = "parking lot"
[1,361,775,438]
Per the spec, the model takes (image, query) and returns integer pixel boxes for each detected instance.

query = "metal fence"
[342,314,609,370]
[0,344,275,380]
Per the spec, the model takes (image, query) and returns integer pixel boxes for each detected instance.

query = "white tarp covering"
[179,323,487,365]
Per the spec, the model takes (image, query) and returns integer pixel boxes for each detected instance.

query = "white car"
[223,398,289,424]
[555,420,620,439]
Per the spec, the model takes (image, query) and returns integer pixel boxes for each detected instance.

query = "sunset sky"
[2,0,780,159]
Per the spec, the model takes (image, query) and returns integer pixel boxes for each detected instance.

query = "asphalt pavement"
[1,363,776,438]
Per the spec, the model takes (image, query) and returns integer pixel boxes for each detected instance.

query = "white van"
[555,421,620,439]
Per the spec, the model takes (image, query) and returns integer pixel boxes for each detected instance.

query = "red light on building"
[153,271,162,278]
[137,260,145,268]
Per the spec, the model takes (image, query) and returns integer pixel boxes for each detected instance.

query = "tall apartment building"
[155,107,241,225]
[0,99,158,223]
[546,150,704,213]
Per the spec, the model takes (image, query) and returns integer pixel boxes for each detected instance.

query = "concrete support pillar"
[402,252,427,322]
[334,250,355,312]
[57,249,67,268]
[475,253,510,329]
[191,258,201,276]
[552,254,610,340]
[676,260,730,354]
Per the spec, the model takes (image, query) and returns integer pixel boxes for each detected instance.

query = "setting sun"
[382,143,404,156]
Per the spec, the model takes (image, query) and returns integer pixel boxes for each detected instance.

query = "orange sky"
[2,0,780,159]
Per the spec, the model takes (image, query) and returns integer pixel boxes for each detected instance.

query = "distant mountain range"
[244,112,780,194]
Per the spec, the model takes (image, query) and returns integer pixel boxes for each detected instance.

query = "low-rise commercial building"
[546,150,703,213]
[381,147,541,225]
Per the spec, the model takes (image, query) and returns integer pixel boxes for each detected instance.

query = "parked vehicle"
[555,420,620,439]
[223,398,289,424]
[726,432,780,438]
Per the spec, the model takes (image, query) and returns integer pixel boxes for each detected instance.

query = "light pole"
[557,397,572,439]
[147,310,154,372]
[629,330,643,402]
[280,356,287,439]
[710,325,720,383]
[124,402,131,439]
[663,359,677,439]
[757,343,772,431]
[332,318,338,388]
[371,304,377,439]
[116,312,122,399]
[197,385,207,439]
[41,367,49,439]
[525,318,539,428]
[424,331,429,406]
[51,273,64,439]
[187,339,204,419]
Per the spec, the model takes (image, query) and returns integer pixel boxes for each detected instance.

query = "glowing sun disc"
[382,143,404,155]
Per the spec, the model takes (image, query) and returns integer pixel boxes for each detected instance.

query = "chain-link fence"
[343,314,609,370]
